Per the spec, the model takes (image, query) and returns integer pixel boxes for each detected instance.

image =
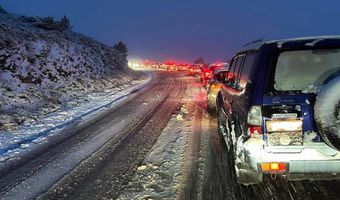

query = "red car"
[165,61,177,71]
[201,63,229,87]
[177,63,190,71]
[187,65,200,75]
[200,66,213,87]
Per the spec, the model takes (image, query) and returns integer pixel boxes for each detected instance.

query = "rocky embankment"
[0,8,141,130]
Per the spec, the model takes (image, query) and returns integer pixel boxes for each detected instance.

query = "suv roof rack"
[241,38,265,52]
[243,39,264,47]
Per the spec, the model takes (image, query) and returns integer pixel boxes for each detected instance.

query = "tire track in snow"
[179,83,207,200]
[0,72,170,199]
[38,72,187,200]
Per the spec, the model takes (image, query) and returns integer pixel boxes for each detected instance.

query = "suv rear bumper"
[289,160,340,173]
[240,139,340,180]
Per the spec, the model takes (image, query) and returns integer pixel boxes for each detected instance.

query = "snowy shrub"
[58,15,72,31]
[35,16,71,32]
[21,16,38,23]
[35,16,57,30]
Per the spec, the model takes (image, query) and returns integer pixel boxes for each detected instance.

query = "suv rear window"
[274,49,340,91]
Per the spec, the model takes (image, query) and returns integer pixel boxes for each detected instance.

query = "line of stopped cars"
[205,36,340,185]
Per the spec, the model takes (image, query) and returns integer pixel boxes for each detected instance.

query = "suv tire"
[314,76,340,151]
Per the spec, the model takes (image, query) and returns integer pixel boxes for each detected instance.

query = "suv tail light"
[210,83,220,90]
[247,105,263,135]
[259,162,286,173]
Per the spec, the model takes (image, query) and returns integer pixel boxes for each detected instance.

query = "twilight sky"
[1,0,340,63]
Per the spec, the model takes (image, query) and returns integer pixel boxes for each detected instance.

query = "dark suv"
[216,37,340,185]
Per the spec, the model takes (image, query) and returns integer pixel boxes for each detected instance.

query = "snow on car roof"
[242,35,340,52]
[269,35,340,48]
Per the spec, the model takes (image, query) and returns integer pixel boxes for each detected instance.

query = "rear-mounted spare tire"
[314,76,340,151]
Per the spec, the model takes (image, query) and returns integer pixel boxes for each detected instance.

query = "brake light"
[210,84,220,90]
[248,126,262,134]
[227,72,234,80]
[260,162,286,173]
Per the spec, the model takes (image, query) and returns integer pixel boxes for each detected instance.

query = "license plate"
[266,119,303,146]
[266,119,302,132]
[272,113,298,119]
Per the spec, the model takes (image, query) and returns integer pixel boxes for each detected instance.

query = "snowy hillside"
[0,11,142,131]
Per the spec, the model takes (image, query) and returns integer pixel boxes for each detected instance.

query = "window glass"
[235,55,245,84]
[229,57,237,74]
[239,53,257,89]
[274,49,340,91]
[230,55,245,88]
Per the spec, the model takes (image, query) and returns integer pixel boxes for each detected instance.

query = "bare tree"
[194,57,205,64]
[0,5,8,14]
[113,41,128,55]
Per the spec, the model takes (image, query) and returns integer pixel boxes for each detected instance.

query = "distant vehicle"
[207,67,229,112]
[194,63,205,69]
[200,65,212,87]
[216,36,340,185]
[165,61,177,71]
[188,64,200,75]
[177,63,190,71]
[209,62,228,72]
[201,63,228,88]
[159,64,167,70]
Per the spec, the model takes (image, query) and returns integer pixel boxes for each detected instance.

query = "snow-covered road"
[2,71,340,200]
[117,75,208,200]
[0,71,187,199]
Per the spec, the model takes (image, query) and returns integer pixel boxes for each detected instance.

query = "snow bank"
[0,75,151,161]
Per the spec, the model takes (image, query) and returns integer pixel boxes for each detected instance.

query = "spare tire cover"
[314,76,340,151]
